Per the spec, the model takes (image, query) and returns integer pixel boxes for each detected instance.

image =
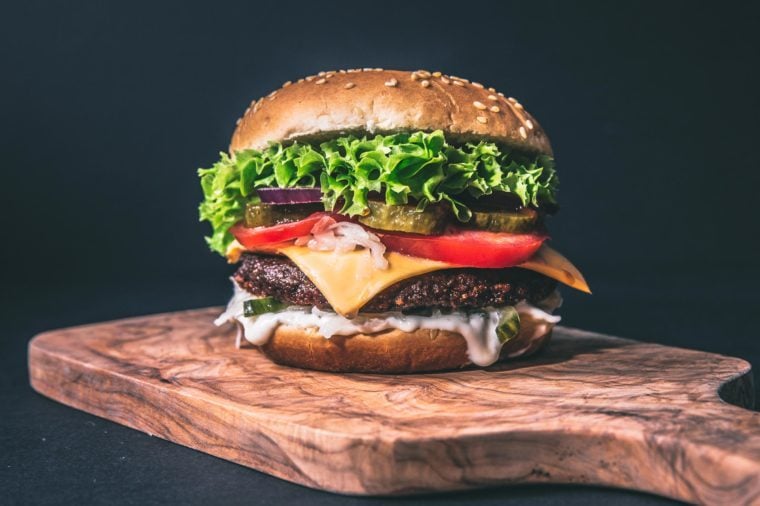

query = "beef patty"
[233,253,556,313]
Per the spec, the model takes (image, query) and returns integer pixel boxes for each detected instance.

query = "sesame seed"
[472,82,484,89]
[374,67,383,71]
[514,102,524,109]
[410,72,419,81]
[318,71,326,76]
[526,119,534,129]
[507,96,517,103]
[339,69,347,73]
[253,101,262,112]
[421,80,430,88]
[347,69,358,73]
[432,71,442,77]
[490,106,500,113]
[244,106,251,114]
[267,90,278,98]
[344,82,355,89]
[488,87,496,92]
[487,94,498,101]
[297,78,304,83]
[315,78,326,84]
[476,116,488,124]
[305,75,316,82]
[417,70,431,78]
[440,76,451,84]
[363,67,373,71]
[519,126,527,138]
[473,101,487,110]
[497,92,505,97]
[250,99,257,106]
[384,78,398,87]
[325,73,334,79]
[451,76,469,83]
[452,80,465,87]
[282,80,292,87]
[236,118,242,126]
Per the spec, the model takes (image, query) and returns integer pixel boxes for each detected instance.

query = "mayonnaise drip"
[216,281,561,367]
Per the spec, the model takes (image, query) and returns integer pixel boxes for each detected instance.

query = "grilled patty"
[233,253,556,312]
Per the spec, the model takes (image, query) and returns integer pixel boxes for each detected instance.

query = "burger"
[199,69,589,373]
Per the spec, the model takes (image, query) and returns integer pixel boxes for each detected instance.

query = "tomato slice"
[230,213,327,250]
[377,229,547,268]
[230,212,352,251]
[230,212,546,268]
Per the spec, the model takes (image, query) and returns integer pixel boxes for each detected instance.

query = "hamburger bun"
[258,309,555,373]
[230,69,552,156]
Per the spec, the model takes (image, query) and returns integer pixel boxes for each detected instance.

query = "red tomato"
[230,213,327,250]
[230,212,546,268]
[377,229,547,268]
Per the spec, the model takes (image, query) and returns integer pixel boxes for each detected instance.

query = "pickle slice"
[358,200,447,235]
[495,306,521,344]
[243,297,285,316]
[244,203,322,228]
[470,208,539,233]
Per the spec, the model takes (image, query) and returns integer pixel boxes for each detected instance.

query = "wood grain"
[28,308,759,504]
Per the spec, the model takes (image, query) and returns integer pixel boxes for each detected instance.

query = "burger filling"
[199,130,558,256]
[233,253,557,313]
[199,129,589,367]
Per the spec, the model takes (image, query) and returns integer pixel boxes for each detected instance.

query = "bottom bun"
[258,314,553,373]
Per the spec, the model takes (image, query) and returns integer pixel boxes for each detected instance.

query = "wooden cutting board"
[28,308,759,504]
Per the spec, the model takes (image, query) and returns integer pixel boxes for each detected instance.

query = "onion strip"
[295,219,389,269]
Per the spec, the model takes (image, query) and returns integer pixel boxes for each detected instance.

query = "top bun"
[230,69,552,156]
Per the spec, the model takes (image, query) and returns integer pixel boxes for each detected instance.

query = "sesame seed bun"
[257,310,554,373]
[230,69,552,156]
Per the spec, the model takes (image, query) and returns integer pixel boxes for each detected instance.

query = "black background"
[2,1,759,504]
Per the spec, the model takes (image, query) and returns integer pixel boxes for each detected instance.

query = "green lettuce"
[198,130,558,255]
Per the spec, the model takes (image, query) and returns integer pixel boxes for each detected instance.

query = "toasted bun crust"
[258,313,553,373]
[230,69,552,156]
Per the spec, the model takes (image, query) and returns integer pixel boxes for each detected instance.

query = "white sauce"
[216,281,561,367]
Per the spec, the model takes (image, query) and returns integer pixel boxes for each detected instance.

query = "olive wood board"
[28,307,759,504]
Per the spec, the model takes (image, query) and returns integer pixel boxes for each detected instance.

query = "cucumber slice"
[358,201,447,234]
[244,203,322,228]
[495,306,521,343]
[243,297,285,317]
[470,208,539,233]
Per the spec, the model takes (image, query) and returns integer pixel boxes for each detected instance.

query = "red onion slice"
[257,187,322,205]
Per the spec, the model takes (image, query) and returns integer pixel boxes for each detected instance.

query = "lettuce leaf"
[198,130,558,255]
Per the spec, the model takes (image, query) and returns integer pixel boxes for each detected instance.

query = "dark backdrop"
[2,1,758,505]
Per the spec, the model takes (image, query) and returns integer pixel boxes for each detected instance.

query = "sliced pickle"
[243,297,285,316]
[470,208,539,233]
[495,306,521,344]
[244,203,322,228]
[358,200,447,235]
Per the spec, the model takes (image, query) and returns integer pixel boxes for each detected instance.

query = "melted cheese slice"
[225,240,245,264]
[519,245,591,294]
[279,246,452,317]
